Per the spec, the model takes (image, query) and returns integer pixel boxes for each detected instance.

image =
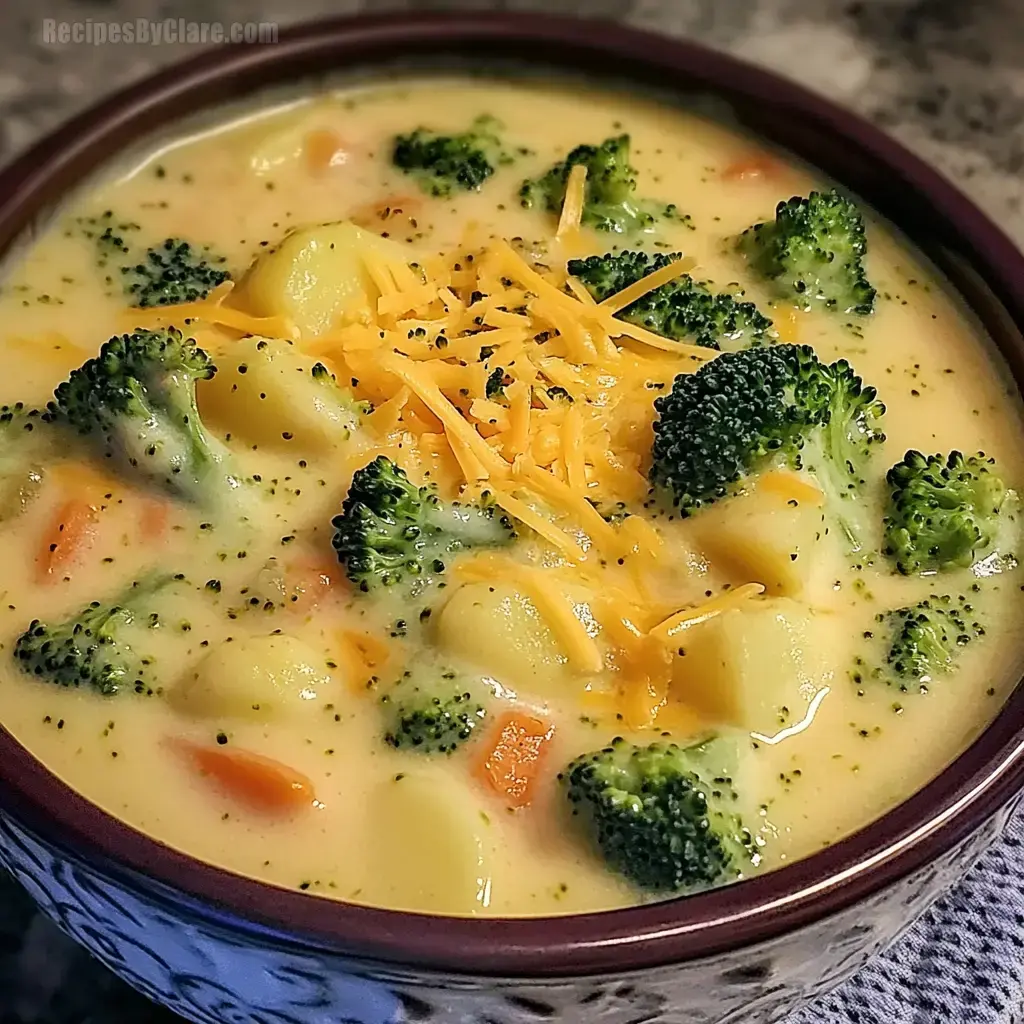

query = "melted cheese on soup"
[0,77,1020,917]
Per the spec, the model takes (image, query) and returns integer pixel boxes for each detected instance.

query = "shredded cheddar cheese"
[135,225,743,703]
[123,281,298,340]
[756,469,826,507]
[649,583,767,642]
[556,164,588,239]
[596,256,696,314]
[486,489,586,563]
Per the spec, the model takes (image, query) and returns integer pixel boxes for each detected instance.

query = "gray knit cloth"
[0,810,1021,1022]
[791,808,1024,1024]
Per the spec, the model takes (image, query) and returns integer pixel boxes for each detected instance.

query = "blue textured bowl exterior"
[0,804,1015,1024]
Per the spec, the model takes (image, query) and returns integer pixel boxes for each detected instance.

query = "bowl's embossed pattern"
[0,808,1009,1024]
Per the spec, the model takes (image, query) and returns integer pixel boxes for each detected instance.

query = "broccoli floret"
[852,595,985,694]
[74,213,230,307]
[49,327,247,508]
[520,135,676,234]
[737,189,876,315]
[882,450,1016,575]
[485,367,508,399]
[392,115,509,198]
[381,666,487,754]
[121,237,231,307]
[545,386,574,404]
[331,456,515,595]
[0,403,47,522]
[568,250,773,350]
[650,343,885,549]
[561,737,754,894]
[14,575,179,696]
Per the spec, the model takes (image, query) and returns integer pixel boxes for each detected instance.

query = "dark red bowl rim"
[1,11,1024,979]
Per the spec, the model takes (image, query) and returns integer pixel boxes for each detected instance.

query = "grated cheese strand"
[756,469,825,507]
[516,461,619,555]
[595,256,697,314]
[377,282,439,317]
[486,489,585,562]
[489,240,581,316]
[649,583,766,642]
[124,281,297,340]
[597,312,718,359]
[512,566,604,674]
[556,164,588,238]
[454,554,604,674]
[560,403,588,495]
[382,353,508,481]
[360,251,400,296]
[505,381,532,459]
[367,386,411,437]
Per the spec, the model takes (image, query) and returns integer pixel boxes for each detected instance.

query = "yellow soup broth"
[0,77,1021,917]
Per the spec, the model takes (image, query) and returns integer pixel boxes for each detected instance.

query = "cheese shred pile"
[148,201,765,728]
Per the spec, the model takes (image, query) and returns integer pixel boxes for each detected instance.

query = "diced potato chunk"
[435,581,573,698]
[172,634,333,721]
[360,772,496,914]
[237,221,410,338]
[197,336,361,454]
[670,598,837,735]
[688,479,833,597]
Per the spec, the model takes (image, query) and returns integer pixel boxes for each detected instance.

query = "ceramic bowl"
[1,13,1023,1024]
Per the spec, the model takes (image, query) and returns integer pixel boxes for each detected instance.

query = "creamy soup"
[0,77,1021,917]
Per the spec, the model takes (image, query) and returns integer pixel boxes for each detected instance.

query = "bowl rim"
[1,10,1024,979]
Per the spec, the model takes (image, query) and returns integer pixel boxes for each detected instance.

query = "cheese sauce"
[0,77,1020,917]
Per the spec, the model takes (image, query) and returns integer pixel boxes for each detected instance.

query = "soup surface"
[0,76,1021,917]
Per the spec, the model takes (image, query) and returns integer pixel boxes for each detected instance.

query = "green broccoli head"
[852,594,985,694]
[568,250,773,350]
[392,116,508,198]
[49,327,246,508]
[882,450,1015,575]
[14,574,179,696]
[649,343,885,548]
[520,135,676,234]
[561,737,754,894]
[737,189,876,315]
[381,666,487,754]
[122,238,231,308]
[485,367,508,400]
[331,456,515,595]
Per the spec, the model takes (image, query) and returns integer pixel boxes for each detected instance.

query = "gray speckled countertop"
[2,0,1023,243]
[0,1,1022,1021]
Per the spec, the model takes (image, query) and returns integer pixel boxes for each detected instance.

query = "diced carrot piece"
[474,712,555,810]
[722,154,785,182]
[303,128,348,175]
[37,499,98,582]
[343,629,389,668]
[168,737,315,815]
[284,554,345,613]
[139,498,170,540]
[334,628,392,693]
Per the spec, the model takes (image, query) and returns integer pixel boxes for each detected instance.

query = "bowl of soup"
[0,11,1023,1024]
